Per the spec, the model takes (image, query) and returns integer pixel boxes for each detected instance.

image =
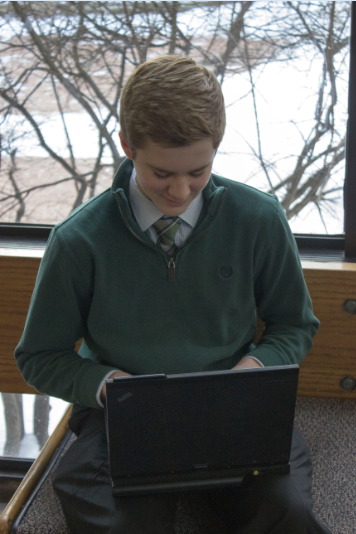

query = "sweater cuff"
[244,355,264,367]
[96,370,121,408]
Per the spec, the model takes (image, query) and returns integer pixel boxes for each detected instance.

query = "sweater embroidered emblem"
[220,266,233,278]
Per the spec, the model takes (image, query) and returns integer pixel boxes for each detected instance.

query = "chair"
[0,406,72,534]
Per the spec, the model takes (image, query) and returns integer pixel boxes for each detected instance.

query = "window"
[0,394,68,459]
[0,1,355,259]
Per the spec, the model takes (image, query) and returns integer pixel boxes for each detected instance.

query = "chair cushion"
[15,433,74,534]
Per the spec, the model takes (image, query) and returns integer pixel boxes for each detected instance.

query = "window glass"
[0,1,350,234]
[0,393,69,459]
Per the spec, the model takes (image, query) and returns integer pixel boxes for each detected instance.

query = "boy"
[15,56,331,534]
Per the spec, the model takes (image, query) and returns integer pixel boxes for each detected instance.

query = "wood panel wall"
[0,254,41,394]
[300,262,356,399]
[0,252,355,398]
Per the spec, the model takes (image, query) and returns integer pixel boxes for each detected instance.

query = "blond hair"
[119,55,225,152]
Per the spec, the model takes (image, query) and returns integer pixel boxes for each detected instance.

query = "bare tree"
[243,1,349,228]
[0,1,350,229]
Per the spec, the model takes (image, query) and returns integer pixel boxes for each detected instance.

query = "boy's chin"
[158,198,191,216]
[160,206,187,217]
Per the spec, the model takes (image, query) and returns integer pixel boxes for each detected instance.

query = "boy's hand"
[231,356,262,370]
[100,370,131,402]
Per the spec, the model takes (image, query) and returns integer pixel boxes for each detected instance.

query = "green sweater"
[15,159,319,412]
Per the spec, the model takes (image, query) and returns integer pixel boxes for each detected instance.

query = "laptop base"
[112,463,290,496]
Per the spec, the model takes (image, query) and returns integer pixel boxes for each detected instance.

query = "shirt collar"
[129,168,203,232]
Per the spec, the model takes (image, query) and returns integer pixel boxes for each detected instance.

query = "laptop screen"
[106,366,298,479]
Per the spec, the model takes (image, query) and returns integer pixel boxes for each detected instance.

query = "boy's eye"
[153,170,205,179]
[154,171,170,179]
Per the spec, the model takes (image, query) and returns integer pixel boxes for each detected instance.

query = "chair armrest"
[0,404,72,534]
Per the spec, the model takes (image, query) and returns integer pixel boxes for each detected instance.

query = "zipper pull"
[167,257,176,282]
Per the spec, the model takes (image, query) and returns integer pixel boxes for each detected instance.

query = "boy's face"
[120,136,216,216]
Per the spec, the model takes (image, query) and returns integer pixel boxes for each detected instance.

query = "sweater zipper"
[116,193,172,275]
[115,205,176,282]
[116,194,158,250]
[167,255,176,282]
[115,188,227,282]
[165,187,226,281]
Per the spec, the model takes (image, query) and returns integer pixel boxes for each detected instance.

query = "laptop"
[105,365,299,496]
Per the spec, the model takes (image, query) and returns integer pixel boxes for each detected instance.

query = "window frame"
[344,0,356,259]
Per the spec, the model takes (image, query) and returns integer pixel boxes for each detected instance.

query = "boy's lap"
[52,409,318,533]
[53,409,177,533]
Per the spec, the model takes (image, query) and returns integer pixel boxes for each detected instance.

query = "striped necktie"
[153,216,183,252]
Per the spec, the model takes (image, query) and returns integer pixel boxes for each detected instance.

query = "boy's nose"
[168,177,190,200]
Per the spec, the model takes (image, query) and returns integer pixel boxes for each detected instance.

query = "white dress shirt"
[129,168,203,252]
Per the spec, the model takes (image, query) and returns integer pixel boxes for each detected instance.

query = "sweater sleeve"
[15,229,118,409]
[248,198,320,367]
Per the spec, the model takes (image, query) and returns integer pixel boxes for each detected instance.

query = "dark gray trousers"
[53,409,333,534]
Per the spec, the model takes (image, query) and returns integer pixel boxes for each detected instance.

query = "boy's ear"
[119,132,133,159]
